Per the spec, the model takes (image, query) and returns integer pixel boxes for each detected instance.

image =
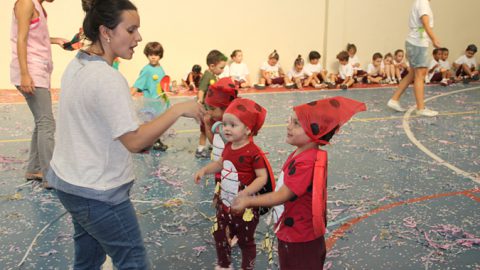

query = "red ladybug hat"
[205,77,238,109]
[293,96,366,144]
[224,98,267,136]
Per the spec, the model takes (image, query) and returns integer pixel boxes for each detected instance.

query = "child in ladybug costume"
[232,96,366,270]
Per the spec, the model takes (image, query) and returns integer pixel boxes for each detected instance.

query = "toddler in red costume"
[232,96,366,269]
[194,98,275,270]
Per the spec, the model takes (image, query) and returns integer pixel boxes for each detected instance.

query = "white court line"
[402,87,480,183]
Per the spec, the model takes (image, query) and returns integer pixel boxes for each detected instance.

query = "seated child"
[383,53,397,84]
[439,47,453,85]
[393,49,409,82]
[303,50,329,88]
[426,48,444,84]
[229,50,251,88]
[132,41,169,151]
[287,55,310,89]
[347,43,366,82]
[330,51,355,90]
[366,53,386,84]
[453,44,479,81]
[255,50,294,89]
[182,64,203,91]
[194,98,274,270]
[232,96,367,270]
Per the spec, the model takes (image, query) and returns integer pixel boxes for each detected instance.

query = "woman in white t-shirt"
[47,0,204,268]
[229,50,250,88]
[387,0,441,117]
[254,50,294,89]
[453,44,479,80]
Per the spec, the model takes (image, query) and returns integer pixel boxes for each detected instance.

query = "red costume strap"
[250,144,276,215]
[312,149,328,237]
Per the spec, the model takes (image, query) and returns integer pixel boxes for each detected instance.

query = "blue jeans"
[405,41,429,68]
[56,190,148,270]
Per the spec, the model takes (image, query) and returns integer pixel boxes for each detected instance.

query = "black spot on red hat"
[228,83,236,88]
[288,166,296,176]
[207,89,214,97]
[254,103,262,112]
[229,96,235,101]
[311,123,320,135]
[284,217,294,227]
[288,160,295,170]
[239,156,245,163]
[237,105,247,112]
[308,101,317,106]
[329,99,340,108]
[289,195,298,202]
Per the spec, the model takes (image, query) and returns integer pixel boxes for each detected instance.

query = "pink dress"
[10,0,53,89]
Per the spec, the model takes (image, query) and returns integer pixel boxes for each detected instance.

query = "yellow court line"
[1,110,477,143]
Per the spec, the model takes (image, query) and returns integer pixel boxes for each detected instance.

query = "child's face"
[206,105,224,122]
[441,51,449,61]
[310,58,320,65]
[147,54,160,66]
[222,113,250,142]
[268,58,278,66]
[466,50,476,59]
[294,63,304,72]
[433,51,442,61]
[348,48,356,57]
[394,52,404,62]
[286,113,310,146]
[384,56,392,65]
[209,61,227,75]
[233,52,243,63]
[339,59,348,65]
[373,58,382,67]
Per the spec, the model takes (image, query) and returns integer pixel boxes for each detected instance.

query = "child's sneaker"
[389,79,396,84]
[340,84,348,90]
[326,82,336,89]
[314,83,326,89]
[152,140,168,151]
[387,99,407,112]
[415,108,438,117]
[285,83,295,89]
[472,74,479,81]
[195,148,209,158]
[254,84,266,90]
[440,78,449,86]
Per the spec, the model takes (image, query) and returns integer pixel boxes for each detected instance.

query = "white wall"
[1,0,479,89]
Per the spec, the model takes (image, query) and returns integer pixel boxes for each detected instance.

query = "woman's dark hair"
[294,55,304,66]
[82,0,137,45]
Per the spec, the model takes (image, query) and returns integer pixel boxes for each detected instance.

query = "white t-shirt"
[406,0,433,47]
[394,59,409,71]
[454,55,477,69]
[229,62,249,81]
[367,63,382,76]
[51,53,139,190]
[304,63,323,76]
[219,64,230,79]
[439,60,451,70]
[287,68,308,80]
[348,55,363,70]
[339,63,354,79]
[260,61,281,78]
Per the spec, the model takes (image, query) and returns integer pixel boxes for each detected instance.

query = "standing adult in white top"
[387,0,441,117]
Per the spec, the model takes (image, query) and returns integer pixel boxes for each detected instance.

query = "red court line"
[325,188,480,250]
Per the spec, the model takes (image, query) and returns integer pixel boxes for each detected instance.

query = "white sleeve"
[428,60,437,71]
[454,56,464,65]
[417,0,431,17]
[367,64,375,74]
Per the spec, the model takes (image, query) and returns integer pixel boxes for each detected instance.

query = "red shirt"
[275,148,325,243]
[220,141,267,208]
